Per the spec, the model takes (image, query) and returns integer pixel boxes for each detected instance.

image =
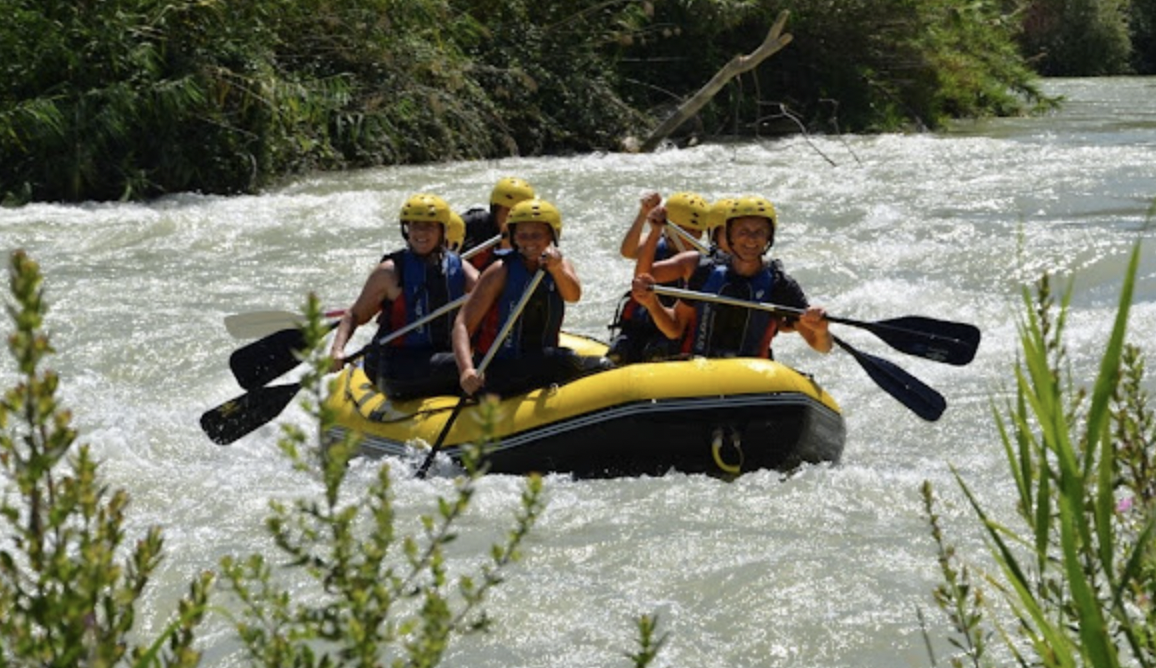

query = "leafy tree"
[1131,0,1156,72]
[1,0,1058,201]
[622,0,1051,135]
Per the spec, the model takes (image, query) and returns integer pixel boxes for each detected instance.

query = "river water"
[2,77,1154,666]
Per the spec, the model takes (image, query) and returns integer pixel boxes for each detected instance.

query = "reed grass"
[922,244,1155,667]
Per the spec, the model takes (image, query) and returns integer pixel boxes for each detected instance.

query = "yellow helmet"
[726,195,778,231]
[399,193,451,226]
[490,177,536,208]
[664,192,710,231]
[507,198,562,242]
[707,198,735,232]
[445,210,465,249]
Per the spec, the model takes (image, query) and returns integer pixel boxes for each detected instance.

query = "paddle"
[831,335,946,421]
[645,285,948,421]
[414,267,547,479]
[651,285,980,366]
[225,308,346,339]
[229,321,338,390]
[200,295,469,445]
[665,222,709,254]
[223,234,504,339]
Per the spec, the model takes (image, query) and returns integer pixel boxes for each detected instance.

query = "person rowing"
[608,191,712,364]
[329,193,479,400]
[452,198,611,397]
[631,195,832,359]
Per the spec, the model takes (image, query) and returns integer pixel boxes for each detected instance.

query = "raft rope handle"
[710,426,743,475]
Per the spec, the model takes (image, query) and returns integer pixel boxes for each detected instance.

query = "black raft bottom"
[469,393,846,479]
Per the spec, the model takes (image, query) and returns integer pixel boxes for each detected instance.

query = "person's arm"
[452,263,506,394]
[650,249,701,284]
[793,306,832,353]
[631,273,690,341]
[329,260,398,370]
[633,205,667,277]
[462,257,480,291]
[619,191,661,259]
[541,247,581,302]
[771,263,832,354]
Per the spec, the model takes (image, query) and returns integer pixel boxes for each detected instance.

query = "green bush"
[1130,0,1156,72]
[621,0,1051,134]
[218,295,551,665]
[922,245,1156,667]
[0,250,212,666]
[0,0,647,203]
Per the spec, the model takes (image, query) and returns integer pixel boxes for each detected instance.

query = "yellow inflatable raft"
[323,333,845,478]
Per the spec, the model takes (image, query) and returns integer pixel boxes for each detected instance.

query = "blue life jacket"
[686,261,777,358]
[375,248,466,351]
[478,253,564,360]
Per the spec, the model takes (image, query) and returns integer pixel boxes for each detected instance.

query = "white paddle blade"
[224,310,303,339]
[224,309,346,339]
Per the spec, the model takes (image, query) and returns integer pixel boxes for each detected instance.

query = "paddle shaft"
[415,267,547,478]
[648,284,948,421]
[334,293,470,366]
[665,222,709,254]
[655,283,838,322]
[650,284,979,365]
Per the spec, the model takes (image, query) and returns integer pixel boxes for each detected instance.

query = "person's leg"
[481,348,612,397]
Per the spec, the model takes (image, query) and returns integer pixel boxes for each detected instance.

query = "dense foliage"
[0,0,1147,201]
[0,0,1046,203]
[621,0,1049,135]
[1020,0,1156,75]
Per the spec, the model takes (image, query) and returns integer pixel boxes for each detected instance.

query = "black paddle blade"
[229,327,308,389]
[199,383,302,445]
[834,336,946,422]
[842,316,981,366]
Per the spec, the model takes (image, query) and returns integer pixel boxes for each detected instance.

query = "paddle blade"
[229,328,308,389]
[200,383,302,445]
[224,310,302,339]
[834,336,946,421]
[862,316,981,366]
[224,309,346,339]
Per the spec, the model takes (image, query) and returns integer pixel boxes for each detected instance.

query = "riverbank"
[3,0,1051,204]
